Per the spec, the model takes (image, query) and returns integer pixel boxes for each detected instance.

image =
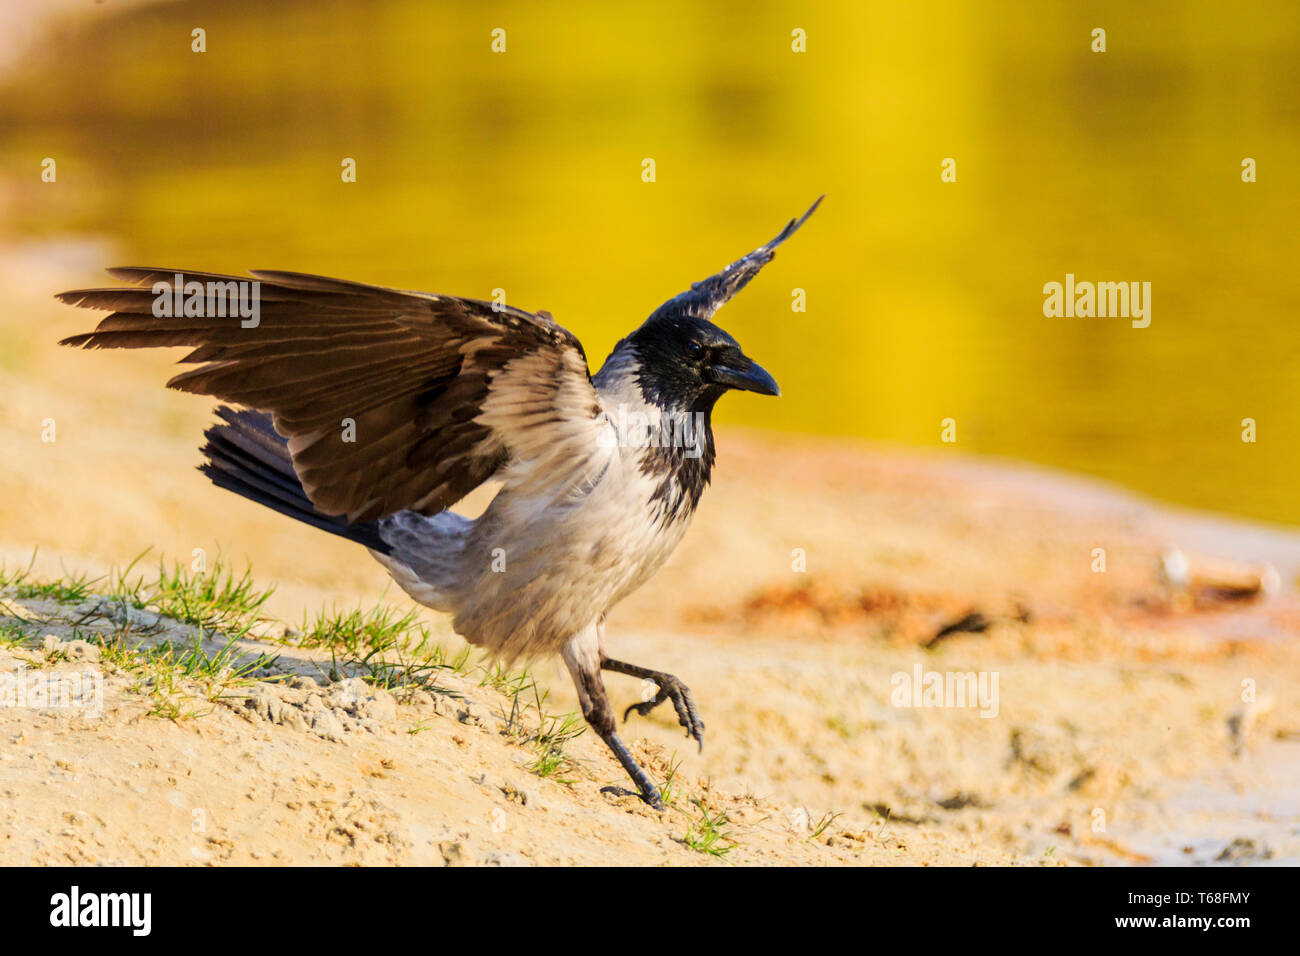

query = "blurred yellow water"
[3,0,1300,524]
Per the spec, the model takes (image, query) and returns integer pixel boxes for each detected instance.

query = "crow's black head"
[628,312,779,412]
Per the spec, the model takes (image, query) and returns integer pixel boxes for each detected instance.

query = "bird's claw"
[600,783,665,811]
[622,674,705,753]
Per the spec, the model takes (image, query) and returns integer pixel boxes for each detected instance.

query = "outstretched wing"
[647,195,823,322]
[58,269,605,522]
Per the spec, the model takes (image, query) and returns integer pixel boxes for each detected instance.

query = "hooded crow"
[58,197,821,808]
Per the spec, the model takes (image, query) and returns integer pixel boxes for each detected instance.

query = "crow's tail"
[199,406,390,553]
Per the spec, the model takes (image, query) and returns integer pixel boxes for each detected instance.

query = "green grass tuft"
[301,602,466,695]
[150,557,275,638]
[657,755,684,808]
[809,810,841,840]
[496,676,586,784]
[98,631,279,719]
[682,801,739,857]
[0,621,35,649]
[0,551,96,604]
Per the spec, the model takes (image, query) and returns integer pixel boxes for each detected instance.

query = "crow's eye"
[686,341,704,360]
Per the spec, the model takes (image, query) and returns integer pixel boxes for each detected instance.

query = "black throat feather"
[635,385,722,525]
[611,321,735,526]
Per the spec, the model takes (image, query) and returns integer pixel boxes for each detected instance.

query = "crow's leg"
[561,627,664,810]
[602,657,705,753]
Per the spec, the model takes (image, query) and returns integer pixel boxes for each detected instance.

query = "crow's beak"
[706,357,781,397]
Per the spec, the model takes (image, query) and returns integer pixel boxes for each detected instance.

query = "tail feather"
[200,406,390,553]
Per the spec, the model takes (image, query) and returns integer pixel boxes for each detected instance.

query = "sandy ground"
[3,444,1300,866]
[5,357,1300,865]
[3,250,1300,865]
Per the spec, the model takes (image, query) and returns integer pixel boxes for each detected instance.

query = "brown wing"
[58,268,604,522]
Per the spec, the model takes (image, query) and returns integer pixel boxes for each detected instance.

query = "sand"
[4,417,1300,865]
[1,246,1298,866]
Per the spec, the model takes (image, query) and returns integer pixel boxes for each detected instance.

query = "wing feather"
[59,269,604,522]
[646,195,823,322]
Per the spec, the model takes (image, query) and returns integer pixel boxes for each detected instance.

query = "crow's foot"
[600,783,664,810]
[594,729,665,810]
[604,660,705,753]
